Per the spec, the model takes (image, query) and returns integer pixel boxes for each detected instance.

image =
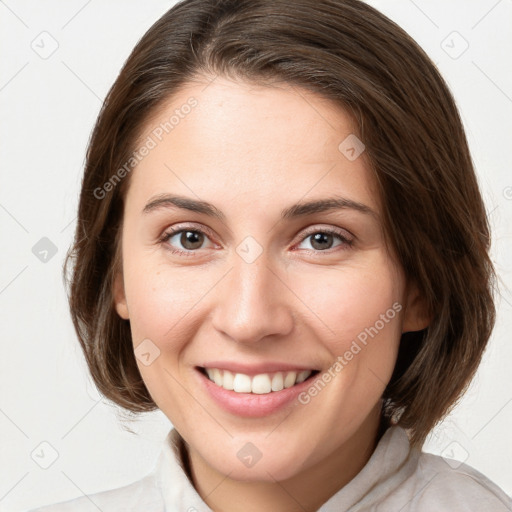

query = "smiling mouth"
[197,366,320,394]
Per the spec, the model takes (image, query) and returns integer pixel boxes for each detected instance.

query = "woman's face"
[114,76,426,482]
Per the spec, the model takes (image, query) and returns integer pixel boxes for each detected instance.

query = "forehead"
[127,76,379,215]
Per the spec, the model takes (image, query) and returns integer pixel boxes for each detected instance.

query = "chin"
[205,446,305,483]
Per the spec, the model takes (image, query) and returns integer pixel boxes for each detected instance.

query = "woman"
[30,0,512,510]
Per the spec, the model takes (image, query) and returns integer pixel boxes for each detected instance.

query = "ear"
[401,280,431,333]
[113,271,130,320]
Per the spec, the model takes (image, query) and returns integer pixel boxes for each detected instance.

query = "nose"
[211,251,294,345]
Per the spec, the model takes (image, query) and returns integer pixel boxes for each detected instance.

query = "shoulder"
[26,472,163,512]
[403,451,512,512]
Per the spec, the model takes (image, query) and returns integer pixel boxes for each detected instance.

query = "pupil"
[311,233,332,250]
[181,231,203,250]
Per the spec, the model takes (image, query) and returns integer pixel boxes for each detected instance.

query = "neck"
[184,404,386,512]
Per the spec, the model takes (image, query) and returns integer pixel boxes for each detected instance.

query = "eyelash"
[158,225,354,257]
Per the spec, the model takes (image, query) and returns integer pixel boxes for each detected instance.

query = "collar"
[318,426,419,511]
[156,428,214,511]
[155,425,418,512]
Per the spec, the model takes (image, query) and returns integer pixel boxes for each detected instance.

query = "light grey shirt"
[28,426,512,511]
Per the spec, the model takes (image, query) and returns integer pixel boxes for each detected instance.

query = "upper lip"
[198,361,320,376]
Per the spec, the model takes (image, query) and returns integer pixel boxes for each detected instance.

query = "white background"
[0,1,511,510]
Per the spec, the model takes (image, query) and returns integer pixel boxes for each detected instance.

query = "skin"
[113,75,429,512]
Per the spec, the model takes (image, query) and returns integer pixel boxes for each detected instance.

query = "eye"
[159,224,354,257]
[159,226,216,256]
[295,227,353,252]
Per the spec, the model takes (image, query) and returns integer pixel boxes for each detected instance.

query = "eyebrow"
[142,193,378,220]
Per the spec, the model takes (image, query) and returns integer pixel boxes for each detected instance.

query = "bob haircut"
[63,0,496,448]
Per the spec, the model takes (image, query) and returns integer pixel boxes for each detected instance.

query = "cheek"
[123,258,207,344]
[122,259,206,414]
[292,257,403,365]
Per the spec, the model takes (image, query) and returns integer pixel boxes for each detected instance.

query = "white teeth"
[296,370,310,384]
[271,372,284,391]
[233,373,252,393]
[284,371,297,388]
[204,368,313,394]
[251,374,272,394]
[223,370,234,390]
[212,368,223,387]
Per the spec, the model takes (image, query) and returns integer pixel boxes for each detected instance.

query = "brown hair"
[63,0,496,447]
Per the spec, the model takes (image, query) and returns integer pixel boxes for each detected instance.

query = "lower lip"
[195,368,319,418]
